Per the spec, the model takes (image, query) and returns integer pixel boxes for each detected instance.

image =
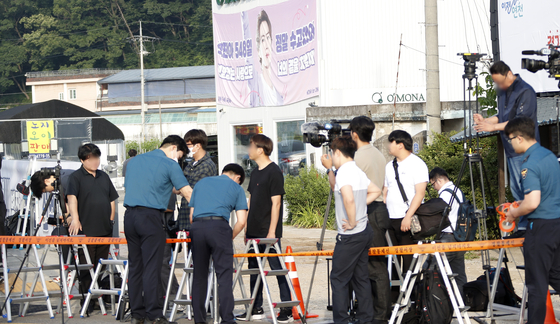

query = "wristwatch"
[111,220,115,226]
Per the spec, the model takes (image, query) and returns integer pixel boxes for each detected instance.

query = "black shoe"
[80,299,95,315]
[152,317,177,324]
[132,317,145,324]
[236,307,265,321]
[277,308,293,324]
[507,230,526,239]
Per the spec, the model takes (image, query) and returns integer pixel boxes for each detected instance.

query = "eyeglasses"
[429,181,436,187]
[507,135,520,144]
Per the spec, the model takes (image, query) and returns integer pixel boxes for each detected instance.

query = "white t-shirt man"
[438,181,463,233]
[334,161,371,235]
[384,154,429,219]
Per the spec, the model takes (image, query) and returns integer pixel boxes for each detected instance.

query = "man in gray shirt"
[349,116,391,323]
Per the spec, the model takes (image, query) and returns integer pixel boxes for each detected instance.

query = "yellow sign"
[26,120,54,154]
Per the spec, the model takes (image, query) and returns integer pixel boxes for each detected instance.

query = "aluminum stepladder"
[389,241,471,324]
[232,238,304,324]
[20,241,93,318]
[81,245,129,317]
[1,242,54,321]
[386,231,405,289]
[168,236,219,323]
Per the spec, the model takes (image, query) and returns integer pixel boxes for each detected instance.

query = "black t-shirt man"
[246,162,285,239]
[67,165,119,237]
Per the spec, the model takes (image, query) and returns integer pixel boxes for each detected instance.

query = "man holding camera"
[189,163,248,324]
[474,61,539,236]
[504,117,560,324]
[124,135,193,324]
[348,116,391,323]
[66,144,119,311]
[321,136,382,324]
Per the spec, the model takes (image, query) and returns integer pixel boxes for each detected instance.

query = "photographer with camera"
[503,116,560,324]
[347,116,391,323]
[321,135,381,324]
[66,143,119,312]
[124,135,192,324]
[474,61,539,237]
[383,130,428,274]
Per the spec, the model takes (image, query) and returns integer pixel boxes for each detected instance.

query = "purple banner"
[213,0,319,108]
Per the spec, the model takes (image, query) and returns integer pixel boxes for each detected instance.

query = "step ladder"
[164,231,189,316]
[232,238,305,324]
[20,241,96,318]
[168,248,219,322]
[14,157,38,250]
[386,231,404,288]
[80,256,129,317]
[389,241,471,324]
[1,243,54,322]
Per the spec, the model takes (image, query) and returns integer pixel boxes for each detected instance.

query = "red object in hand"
[496,202,519,232]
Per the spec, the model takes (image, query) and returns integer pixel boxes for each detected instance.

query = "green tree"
[474,72,498,117]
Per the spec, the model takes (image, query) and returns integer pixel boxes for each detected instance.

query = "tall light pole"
[140,20,146,152]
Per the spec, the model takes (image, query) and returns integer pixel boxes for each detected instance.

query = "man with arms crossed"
[348,116,390,323]
[322,136,382,324]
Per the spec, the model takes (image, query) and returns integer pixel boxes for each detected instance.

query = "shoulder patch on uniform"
[521,168,528,179]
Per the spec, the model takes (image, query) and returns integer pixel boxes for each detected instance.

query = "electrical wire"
[401,44,463,67]
[142,21,213,28]
[473,0,492,56]
[465,0,480,51]
[459,0,471,53]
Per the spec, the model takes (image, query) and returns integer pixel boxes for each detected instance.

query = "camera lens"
[521,58,547,73]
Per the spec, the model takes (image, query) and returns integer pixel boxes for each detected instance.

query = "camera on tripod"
[301,121,350,148]
[40,165,62,190]
[521,45,560,88]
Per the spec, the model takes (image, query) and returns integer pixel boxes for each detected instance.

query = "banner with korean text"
[213,0,319,108]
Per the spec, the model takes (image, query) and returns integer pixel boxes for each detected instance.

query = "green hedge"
[125,139,162,156]
[284,166,336,229]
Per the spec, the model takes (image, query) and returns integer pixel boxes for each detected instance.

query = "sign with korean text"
[213,0,319,108]
[26,120,54,155]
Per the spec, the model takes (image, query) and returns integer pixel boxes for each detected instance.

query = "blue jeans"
[507,155,528,230]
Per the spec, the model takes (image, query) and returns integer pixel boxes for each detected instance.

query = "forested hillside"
[0,0,213,107]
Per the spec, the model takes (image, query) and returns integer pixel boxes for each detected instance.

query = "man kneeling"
[322,136,382,324]
[189,164,248,324]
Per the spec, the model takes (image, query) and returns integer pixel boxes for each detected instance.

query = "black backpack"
[443,189,477,242]
[401,269,453,324]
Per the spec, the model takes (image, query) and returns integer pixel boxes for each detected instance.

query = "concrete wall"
[29,79,101,111]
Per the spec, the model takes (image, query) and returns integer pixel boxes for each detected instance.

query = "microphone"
[522,50,539,55]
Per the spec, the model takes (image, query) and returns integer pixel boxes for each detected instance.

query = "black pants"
[387,218,415,276]
[124,207,166,321]
[524,218,560,324]
[440,233,467,298]
[248,239,291,309]
[367,203,391,322]
[78,237,110,296]
[331,226,374,324]
[191,219,235,324]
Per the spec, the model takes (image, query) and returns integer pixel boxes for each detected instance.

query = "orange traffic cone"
[285,246,319,320]
[545,290,559,324]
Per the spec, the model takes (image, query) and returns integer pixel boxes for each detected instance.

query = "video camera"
[301,121,350,148]
[40,165,63,191]
[521,45,560,88]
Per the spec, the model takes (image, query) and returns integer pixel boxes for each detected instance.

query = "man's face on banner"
[259,21,272,69]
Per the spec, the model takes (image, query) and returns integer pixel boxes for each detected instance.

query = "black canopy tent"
[0,100,124,160]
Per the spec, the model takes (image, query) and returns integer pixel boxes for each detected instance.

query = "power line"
[459,0,471,53]
[0,23,133,42]
[401,44,463,67]
[142,21,213,28]
[473,0,491,56]
[465,0,480,52]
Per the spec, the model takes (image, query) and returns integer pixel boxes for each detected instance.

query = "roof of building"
[0,100,124,143]
[450,97,559,142]
[98,65,215,84]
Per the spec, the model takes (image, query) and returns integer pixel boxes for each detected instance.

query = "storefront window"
[234,124,262,193]
[276,120,305,177]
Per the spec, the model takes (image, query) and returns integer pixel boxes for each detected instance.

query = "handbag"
[392,158,450,240]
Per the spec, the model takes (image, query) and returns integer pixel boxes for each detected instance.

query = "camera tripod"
[453,54,514,323]
[1,181,87,323]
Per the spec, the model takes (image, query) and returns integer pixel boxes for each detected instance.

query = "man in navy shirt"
[189,164,248,324]
[124,135,192,324]
[504,117,560,324]
[474,61,539,235]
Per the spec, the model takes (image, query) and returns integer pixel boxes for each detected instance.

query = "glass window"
[234,124,262,194]
[59,92,64,100]
[276,120,305,177]
[68,89,77,100]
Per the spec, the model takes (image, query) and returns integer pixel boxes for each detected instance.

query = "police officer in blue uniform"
[504,117,560,324]
[189,164,248,324]
[124,135,193,324]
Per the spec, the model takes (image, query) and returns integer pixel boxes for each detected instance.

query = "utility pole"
[425,0,442,141]
[140,20,146,152]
